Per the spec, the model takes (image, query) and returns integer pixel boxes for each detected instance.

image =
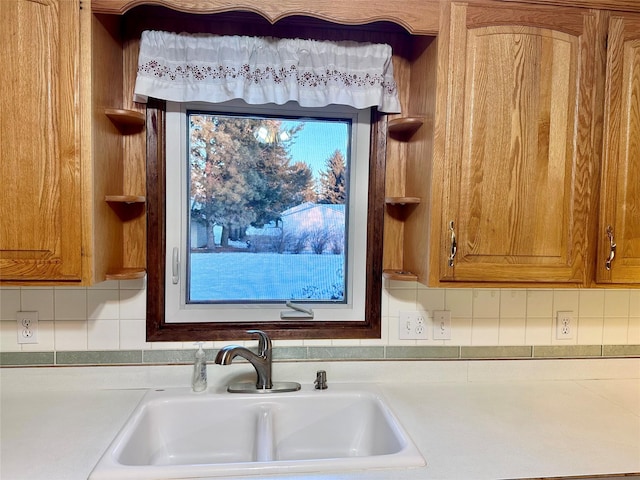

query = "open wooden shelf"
[105,195,146,204]
[105,267,147,281]
[383,269,418,281]
[388,117,424,136]
[385,196,421,205]
[105,108,145,129]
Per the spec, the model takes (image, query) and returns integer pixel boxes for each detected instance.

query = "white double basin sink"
[89,386,425,479]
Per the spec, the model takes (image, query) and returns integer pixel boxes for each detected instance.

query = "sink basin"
[89,386,425,479]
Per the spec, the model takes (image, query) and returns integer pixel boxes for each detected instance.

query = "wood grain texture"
[121,28,147,272]
[496,0,640,14]
[0,0,83,282]
[403,36,440,286]
[91,13,127,281]
[429,2,606,284]
[91,0,440,34]
[597,12,640,283]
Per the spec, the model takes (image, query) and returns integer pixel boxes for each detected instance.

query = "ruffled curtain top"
[133,31,401,113]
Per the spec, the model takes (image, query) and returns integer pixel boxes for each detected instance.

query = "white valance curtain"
[133,31,401,113]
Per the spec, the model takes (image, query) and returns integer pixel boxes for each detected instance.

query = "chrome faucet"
[215,330,273,389]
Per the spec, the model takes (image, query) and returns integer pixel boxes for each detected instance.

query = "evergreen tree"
[318,150,347,204]
[189,114,314,247]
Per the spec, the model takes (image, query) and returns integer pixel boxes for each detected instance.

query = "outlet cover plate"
[16,311,38,344]
[399,311,429,340]
[433,310,452,340]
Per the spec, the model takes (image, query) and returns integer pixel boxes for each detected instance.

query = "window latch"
[172,247,180,284]
[280,301,314,319]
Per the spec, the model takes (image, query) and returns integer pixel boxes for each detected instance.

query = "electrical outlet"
[16,311,38,344]
[556,311,574,340]
[433,310,452,340]
[399,311,429,340]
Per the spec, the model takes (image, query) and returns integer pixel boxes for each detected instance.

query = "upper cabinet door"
[431,2,604,284]
[0,0,82,282]
[597,13,640,284]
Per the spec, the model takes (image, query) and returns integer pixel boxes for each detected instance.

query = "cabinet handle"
[448,221,457,267]
[605,226,616,271]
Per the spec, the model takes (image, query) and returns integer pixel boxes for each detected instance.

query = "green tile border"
[385,346,460,359]
[142,349,202,364]
[532,345,602,358]
[56,350,143,365]
[461,346,533,359]
[273,347,308,360]
[602,345,640,357]
[0,351,54,366]
[307,346,385,360]
[0,345,638,367]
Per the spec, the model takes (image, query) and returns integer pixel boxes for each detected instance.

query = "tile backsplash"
[1,278,638,364]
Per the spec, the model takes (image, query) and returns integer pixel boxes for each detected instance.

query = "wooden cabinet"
[415,1,606,285]
[597,12,640,283]
[0,0,147,285]
[0,0,83,282]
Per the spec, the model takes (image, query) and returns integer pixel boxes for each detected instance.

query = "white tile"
[118,288,146,319]
[499,317,526,345]
[0,289,21,321]
[88,289,120,320]
[444,289,473,317]
[387,315,406,345]
[0,321,20,352]
[381,288,390,317]
[54,289,87,321]
[525,317,553,345]
[416,288,445,312]
[579,289,605,317]
[302,339,333,347]
[119,319,150,350]
[388,279,418,290]
[387,287,417,315]
[22,321,55,351]
[500,290,527,318]
[471,317,500,345]
[630,291,640,317]
[602,317,629,345]
[119,276,147,290]
[54,320,88,351]
[472,289,500,318]
[603,290,630,318]
[628,317,640,344]
[150,341,183,349]
[20,289,54,320]
[526,290,553,318]
[553,290,579,314]
[331,338,361,346]
[88,319,120,350]
[450,317,472,346]
[577,317,604,345]
[90,280,120,290]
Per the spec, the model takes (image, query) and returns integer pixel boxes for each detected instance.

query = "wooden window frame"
[145,99,386,341]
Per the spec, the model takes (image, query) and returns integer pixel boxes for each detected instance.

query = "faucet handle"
[246,330,272,357]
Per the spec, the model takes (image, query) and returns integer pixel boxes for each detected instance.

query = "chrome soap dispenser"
[192,342,208,392]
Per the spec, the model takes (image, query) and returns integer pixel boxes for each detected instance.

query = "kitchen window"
[164,101,371,324]
[138,31,399,340]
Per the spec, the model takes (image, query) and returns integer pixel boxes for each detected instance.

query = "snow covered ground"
[189,252,345,302]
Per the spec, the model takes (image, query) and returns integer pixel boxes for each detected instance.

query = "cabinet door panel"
[597,14,640,283]
[0,0,81,281]
[435,3,602,284]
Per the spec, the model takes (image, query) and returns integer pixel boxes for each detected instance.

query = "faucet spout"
[214,330,273,389]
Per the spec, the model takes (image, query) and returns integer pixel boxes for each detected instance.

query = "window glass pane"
[186,111,351,305]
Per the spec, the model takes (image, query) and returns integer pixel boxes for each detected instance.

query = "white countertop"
[1,358,639,480]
